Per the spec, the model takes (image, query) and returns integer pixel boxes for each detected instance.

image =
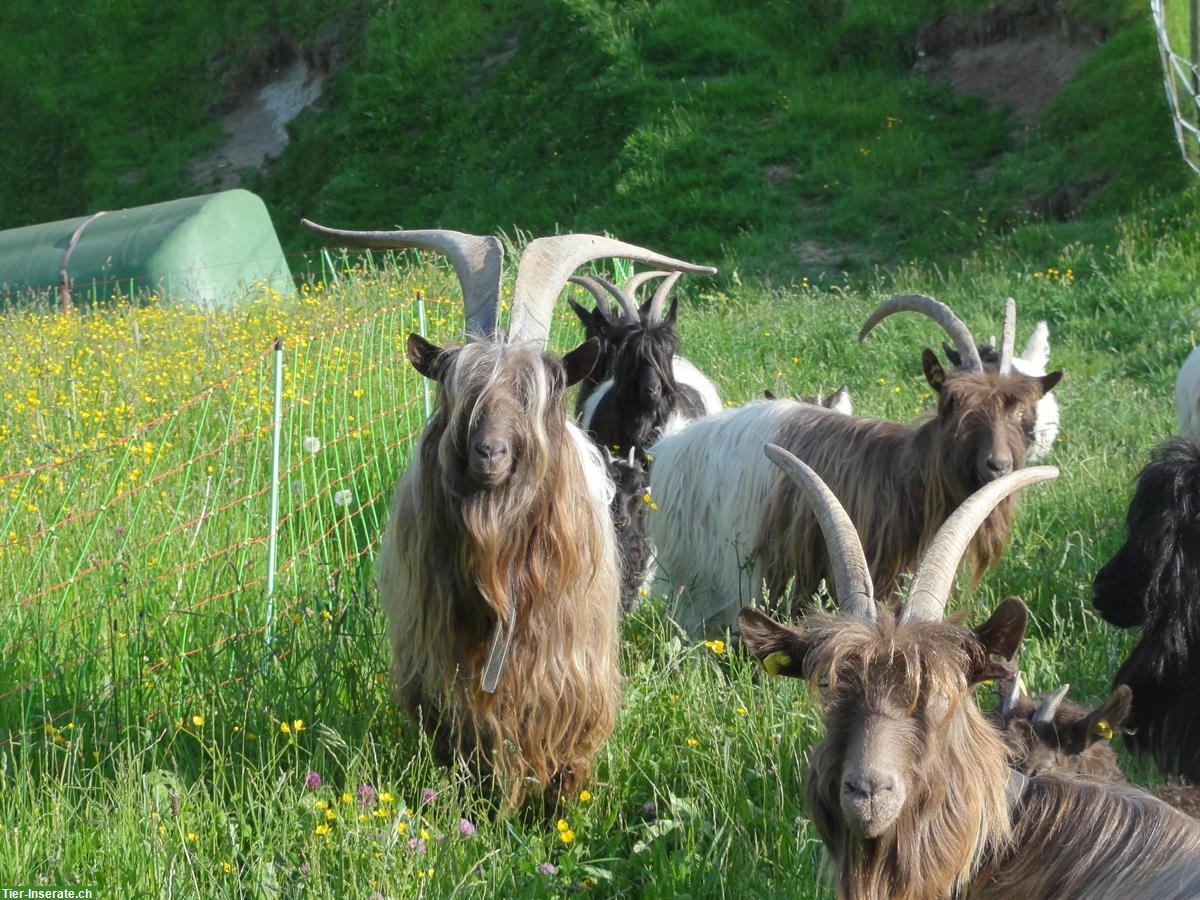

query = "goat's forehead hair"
[941,368,1046,408]
[437,340,561,431]
[802,610,981,699]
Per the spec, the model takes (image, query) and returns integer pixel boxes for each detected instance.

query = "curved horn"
[859,294,984,373]
[900,466,1059,623]
[588,274,640,321]
[1032,684,1070,725]
[998,297,1017,375]
[302,219,503,338]
[508,234,716,344]
[623,270,673,297]
[763,444,875,619]
[647,271,682,323]
[1000,674,1025,720]
[567,275,616,322]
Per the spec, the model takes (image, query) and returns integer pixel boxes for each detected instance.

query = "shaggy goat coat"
[648,384,1038,635]
[378,340,620,809]
[746,609,1200,900]
[581,354,722,449]
[1092,437,1200,781]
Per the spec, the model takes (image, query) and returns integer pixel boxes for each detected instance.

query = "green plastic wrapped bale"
[0,189,294,308]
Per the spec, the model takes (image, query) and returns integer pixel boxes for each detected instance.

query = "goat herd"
[304,220,1200,898]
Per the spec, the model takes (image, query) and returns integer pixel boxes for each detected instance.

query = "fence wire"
[1153,0,1200,175]
[0,256,596,754]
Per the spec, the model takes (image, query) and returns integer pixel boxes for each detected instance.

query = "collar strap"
[480,601,518,693]
[1005,768,1029,814]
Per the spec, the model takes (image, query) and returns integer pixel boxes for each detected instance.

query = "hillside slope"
[0,0,1192,281]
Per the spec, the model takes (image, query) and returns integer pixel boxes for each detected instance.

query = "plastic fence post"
[417,291,432,419]
[265,337,284,648]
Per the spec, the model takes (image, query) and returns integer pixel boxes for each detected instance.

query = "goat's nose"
[986,455,1013,476]
[843,771,898,801]
[474,439,509,462]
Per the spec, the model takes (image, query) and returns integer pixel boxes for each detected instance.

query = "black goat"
[1092,437,1200,780]
[574,275,721,455]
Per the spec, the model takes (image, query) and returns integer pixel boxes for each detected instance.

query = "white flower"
[333,489,353,508]
[302,436,322,454]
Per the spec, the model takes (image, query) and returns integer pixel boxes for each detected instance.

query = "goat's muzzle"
[469,437,513,489]
[841,768,906,838]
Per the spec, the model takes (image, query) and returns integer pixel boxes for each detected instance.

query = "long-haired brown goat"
[303,220,715,812]
[648,295,1062,636]
[740,447,1200,899]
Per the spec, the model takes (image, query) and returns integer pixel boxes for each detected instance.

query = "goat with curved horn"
[859,293,984,372]
[301,219,504,338]
[763,443,875,620]
[508,234,716,344]
[900,465,1059,623]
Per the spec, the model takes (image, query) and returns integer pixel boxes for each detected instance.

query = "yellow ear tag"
[1093,719,1114,740]
[763,651,792,677]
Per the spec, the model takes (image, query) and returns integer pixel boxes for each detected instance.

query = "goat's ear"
[922,348,947,393]
[970,596,1028,684]
[1038,370,1064,395]
[763,389,776,400]
[567,297,594,331]
[407,333,446,381]
[662,297,679,328]
[942,341,963,368]
[1078,685,1133,747]
[561,338,601,387]
[738,607,809,678]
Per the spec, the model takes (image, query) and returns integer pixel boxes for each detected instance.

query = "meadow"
[0,205,1194,896]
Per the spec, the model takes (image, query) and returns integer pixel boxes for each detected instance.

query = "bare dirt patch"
[915,1,1102,129]
[191,57,326,190]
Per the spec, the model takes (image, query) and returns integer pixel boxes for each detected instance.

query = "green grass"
[1,0,1198,892]
[0,203,1194,892]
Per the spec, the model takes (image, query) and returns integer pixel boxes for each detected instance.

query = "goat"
[996,677,1200,817]
[1177,346,1200,442]
[574,273,721,455]
[996,677,1131,781]
[647,294,1062,636]
[1092,436,1200,782]
[740,448,1200,899]
[604,446,653,612]
[566,270,676,415]
[942,313,1059,461]
[763,386,853,415]
[302,220,715,811]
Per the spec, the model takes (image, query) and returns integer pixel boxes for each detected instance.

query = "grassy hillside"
[2,0,1193,282]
